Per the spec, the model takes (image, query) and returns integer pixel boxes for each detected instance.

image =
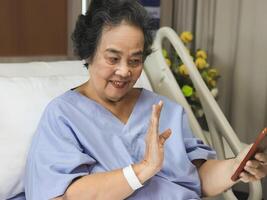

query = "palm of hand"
[143,101,171,173]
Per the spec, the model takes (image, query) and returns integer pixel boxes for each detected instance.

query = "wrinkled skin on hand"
[235,144,267,183]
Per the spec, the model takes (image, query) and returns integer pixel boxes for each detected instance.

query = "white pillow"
[0,61,152,199]
[0,75,88,199]
[0,60,152,90]
[0,60,87,77]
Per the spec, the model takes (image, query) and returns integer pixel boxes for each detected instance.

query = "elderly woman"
[24,0,267,199]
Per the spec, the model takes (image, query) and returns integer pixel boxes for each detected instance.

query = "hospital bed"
[0,27,262,199]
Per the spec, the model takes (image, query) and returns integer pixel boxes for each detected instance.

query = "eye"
[107,57,119,65]
[128,59,142,68]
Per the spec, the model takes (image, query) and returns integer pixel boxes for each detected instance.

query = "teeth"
[111,80,127,88]
[113,81,124,86]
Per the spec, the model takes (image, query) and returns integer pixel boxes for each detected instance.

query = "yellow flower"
[195,57,207,69]
[180,31,193,44]
[208,79,217,87]
[179,64,189,75]
[162,49,168,58]
[208,68,219,78]
[165,58,171,67]
[196,50,207,60]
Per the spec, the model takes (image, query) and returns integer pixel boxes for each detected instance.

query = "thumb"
[159,129,172,146]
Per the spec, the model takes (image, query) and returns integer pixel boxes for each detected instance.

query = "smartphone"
[231,127,267,181]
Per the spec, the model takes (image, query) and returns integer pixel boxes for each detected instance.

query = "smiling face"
[87,22,145,103]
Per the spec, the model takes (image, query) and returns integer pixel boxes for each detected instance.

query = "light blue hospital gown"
[23,88,216,200]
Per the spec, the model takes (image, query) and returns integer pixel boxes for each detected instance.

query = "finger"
[159,129,172,146]
[148,105,157,134]
[239,172,257,183]
[151,101,163,133]
[244,165,265,179]
[255,153,267,165]
[154,101,163,126]
[246,160,261,169]
[146,105,159,148]
[156,100,163,116]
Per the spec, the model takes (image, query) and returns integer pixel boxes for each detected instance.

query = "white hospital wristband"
[122,165,143,190]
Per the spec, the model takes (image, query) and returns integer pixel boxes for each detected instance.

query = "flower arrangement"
[163,31,220,128]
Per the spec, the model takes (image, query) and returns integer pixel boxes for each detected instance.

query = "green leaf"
[182,85,193,97]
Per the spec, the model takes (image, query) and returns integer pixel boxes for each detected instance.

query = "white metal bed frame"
[144,27,262,200]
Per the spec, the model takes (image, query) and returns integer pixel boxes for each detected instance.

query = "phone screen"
[231,128,267,181]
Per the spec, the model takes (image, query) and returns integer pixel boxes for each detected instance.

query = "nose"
[115,62,131,77]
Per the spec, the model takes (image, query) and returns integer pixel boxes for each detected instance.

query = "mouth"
[109,80,129,89]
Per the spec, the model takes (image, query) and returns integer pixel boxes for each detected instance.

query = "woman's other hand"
[235,145,267,182]
[239,151,267,182]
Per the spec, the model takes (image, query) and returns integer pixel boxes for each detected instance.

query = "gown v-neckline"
[69,88,144,127]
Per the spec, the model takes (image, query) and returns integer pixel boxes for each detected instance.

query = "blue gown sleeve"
[181,109,217,161]
[25,100,96,200]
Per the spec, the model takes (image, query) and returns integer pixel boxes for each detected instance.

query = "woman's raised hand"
[141,101,172,176]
